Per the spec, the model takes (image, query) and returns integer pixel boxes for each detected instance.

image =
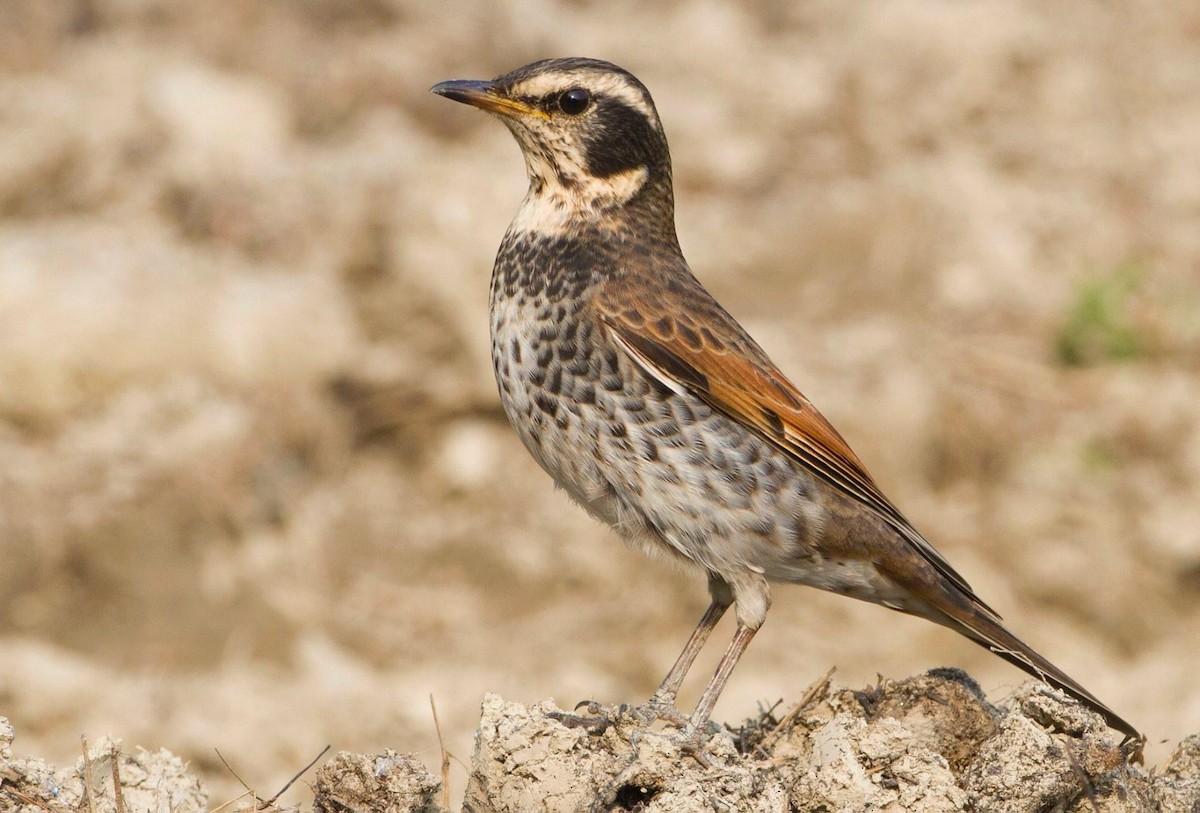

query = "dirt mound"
[6,673,1200,812]
[461,674,1200,812]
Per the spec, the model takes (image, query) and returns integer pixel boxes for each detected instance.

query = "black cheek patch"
[583,100,663,178]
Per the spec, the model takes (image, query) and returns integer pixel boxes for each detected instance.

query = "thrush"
[432,58,1140,749]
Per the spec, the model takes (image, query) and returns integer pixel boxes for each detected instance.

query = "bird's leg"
[638,598,729,724]
[684,623,758,738]
[553,587,731,732]
[632,576,734,725]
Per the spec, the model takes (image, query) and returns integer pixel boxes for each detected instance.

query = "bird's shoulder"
[592,261,871,487]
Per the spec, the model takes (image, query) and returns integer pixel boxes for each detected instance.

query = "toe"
[545,710,612,733]
[635,698,689,727]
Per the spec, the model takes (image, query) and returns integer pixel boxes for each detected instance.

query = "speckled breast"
[488,227,621,522]
[487,227,826,579]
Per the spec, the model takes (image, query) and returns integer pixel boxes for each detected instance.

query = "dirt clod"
[0,722,207,813]
[312,750,443,813]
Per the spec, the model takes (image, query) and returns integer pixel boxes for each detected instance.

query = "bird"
[431,57,1140,751]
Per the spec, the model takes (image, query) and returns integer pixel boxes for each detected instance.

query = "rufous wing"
[595,287,993,613]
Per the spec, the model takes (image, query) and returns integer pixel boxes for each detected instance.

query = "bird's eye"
[557,88,591,115]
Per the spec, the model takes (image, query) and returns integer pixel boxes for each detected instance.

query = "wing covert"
[595,282,994,613]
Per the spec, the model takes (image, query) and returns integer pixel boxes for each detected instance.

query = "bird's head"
[432,58,673,225]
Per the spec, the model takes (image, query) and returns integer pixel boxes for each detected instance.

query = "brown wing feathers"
[596,279,991,612]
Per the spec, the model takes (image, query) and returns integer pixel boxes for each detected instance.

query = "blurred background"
[1,0,1198,805]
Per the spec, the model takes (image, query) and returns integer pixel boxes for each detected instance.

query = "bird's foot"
[545,699,648,734]
[546,699,725,766]
[545,700,612,733]
[628,693,690,728]
[545,696,689,732]
[627,694,727,766]
[653,720,725,767]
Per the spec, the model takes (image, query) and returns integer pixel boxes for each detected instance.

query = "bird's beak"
[430,79,549,120]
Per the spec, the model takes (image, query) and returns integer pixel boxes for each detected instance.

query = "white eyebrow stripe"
[509,70,658,124]
[595,76,658,122]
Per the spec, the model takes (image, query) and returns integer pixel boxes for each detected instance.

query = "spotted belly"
[488,291,844,585]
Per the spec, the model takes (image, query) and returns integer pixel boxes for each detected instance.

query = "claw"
[546,710,612,734]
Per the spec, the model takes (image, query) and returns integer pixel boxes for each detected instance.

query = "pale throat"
[509,153,650,237]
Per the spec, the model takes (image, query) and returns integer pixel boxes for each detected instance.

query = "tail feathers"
[929,597,1141,743]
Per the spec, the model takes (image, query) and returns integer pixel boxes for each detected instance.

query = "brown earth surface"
[1,0,1199,809]
[5,675,1200,811]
